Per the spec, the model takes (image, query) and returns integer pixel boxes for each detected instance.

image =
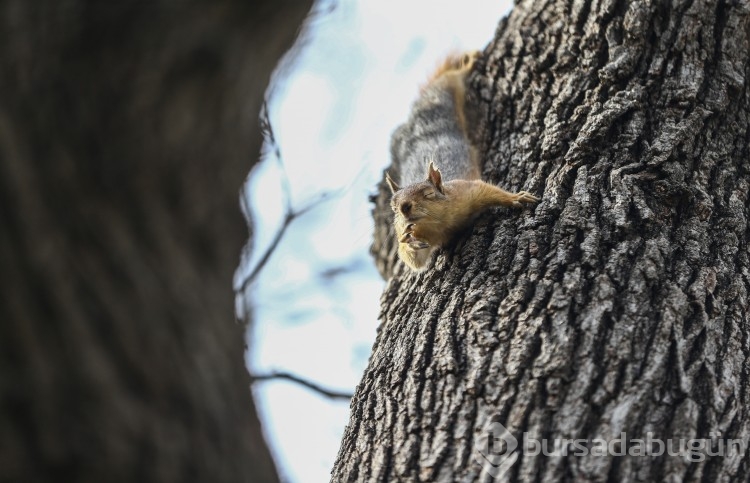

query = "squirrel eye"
[423,190,435,199]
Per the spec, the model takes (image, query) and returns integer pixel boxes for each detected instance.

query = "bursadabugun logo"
[474,421,747,480]
[474,421,519,480]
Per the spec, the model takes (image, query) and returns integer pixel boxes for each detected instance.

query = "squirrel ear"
[427,161,444,193]
[385,172,400,193]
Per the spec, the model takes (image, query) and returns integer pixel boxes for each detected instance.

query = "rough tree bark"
[336,0,749,481]
[0,1,310,482]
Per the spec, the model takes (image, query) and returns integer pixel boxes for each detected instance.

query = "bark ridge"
[341,0,749,481]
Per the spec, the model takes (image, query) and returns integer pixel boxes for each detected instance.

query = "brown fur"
[388,52,539,271]
[421,52,477,134]
[391,162,538,270]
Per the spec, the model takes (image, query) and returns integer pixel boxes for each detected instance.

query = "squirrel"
[385,52,539,271]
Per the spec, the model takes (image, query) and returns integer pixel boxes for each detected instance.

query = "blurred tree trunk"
[0,1,310,482]
[338,0,749,481]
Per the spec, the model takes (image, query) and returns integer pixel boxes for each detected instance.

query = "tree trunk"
[0,1,310,482]
[339,0,749,481]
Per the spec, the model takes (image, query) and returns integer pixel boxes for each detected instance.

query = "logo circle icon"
[474,421,519,480]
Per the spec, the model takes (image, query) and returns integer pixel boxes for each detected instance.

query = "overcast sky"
[238,1,513,481]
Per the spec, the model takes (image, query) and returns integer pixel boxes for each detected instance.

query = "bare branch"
[235,190,336,293]
[236,101,338,293]
[250,370,353,400]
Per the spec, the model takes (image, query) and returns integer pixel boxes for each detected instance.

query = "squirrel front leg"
[399,223,429,247]
[465,180,540,210]
[397,223,434,271]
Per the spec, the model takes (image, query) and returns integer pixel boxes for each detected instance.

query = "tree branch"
[250,371,353,400]
[236,101,335,293]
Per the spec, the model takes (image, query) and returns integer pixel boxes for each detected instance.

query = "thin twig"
[251,371,353,400]
[236,101,336,293]
[236,190,334,293]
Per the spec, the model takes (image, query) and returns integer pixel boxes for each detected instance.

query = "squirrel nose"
[400,201,412,215]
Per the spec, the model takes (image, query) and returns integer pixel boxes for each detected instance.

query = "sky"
[237,1,513,481]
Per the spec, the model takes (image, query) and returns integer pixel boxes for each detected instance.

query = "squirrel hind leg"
[426,51,480,84]
[460,51,481,71]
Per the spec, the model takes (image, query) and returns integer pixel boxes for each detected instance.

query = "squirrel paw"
[512,191,540,207]
[399,224,430,249]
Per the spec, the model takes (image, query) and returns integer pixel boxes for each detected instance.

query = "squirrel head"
[387,161,447,221]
